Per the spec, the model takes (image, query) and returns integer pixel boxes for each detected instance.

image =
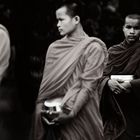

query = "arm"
[72,42,107,115]
[51,42,107,124]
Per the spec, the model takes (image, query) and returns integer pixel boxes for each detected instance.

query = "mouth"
[58,29,62,32]
[128,36,135,39]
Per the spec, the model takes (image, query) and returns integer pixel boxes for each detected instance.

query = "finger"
[112,86,120,92]
[52,119,60,125]
[49,111,53,115]
[113,87,122,94]
[42,116,55,125]
[117,84,126,91]
[114,90,120,94]
[50,111,60,115]
[52,117,59,122]
[116,87,124,93]
[41,110,50,114]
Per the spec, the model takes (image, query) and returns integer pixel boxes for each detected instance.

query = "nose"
[57,21,60,27]
[130,28,135,34]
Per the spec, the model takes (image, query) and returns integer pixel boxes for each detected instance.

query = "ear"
[74,16,80,24]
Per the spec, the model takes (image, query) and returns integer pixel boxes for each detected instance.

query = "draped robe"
[0,24,19,140]
[33,34,107,140]
[100,40,140,140]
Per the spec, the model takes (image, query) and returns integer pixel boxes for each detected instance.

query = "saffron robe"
[100,40,140,140]
[33,34,107,140]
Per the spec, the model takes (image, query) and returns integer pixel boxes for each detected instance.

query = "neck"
[125,38,140,46]
[66,24,86,39]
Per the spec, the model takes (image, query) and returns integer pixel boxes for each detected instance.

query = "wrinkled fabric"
[103,40,140,76]
[0,24,10,83]
[100,40,140,140]
[33,33,107,140]
[0,24,18,114]
[0,24,19,140]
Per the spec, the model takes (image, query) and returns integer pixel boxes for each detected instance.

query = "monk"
[32,0,107,140]
[100,14,140,140]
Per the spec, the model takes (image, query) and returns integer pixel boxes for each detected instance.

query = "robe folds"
[33,34,108,140]
[0,24,19,140]
[100,40,140,140]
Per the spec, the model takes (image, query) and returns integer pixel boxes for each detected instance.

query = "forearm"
[72,88,89,115]
[63,41,107,115]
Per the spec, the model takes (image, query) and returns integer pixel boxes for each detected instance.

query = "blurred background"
[0,0,140,139]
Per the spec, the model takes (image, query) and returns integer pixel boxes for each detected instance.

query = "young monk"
[32,0,107,140]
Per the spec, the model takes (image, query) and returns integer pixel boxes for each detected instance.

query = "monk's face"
[123,17,140,44]
[56,6,78,36]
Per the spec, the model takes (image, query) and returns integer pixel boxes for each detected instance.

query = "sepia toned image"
[0,0,140,140]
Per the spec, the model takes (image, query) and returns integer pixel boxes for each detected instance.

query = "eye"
[57,18,64,22]
[125,25,132,29]
[134,26,140,30]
